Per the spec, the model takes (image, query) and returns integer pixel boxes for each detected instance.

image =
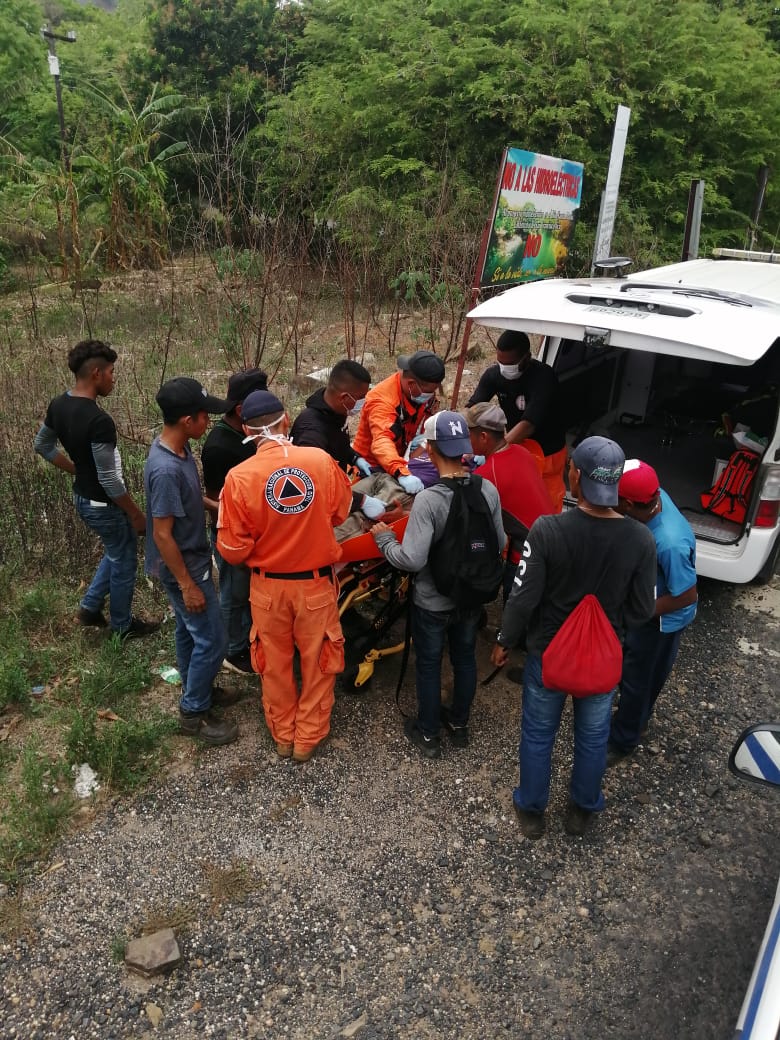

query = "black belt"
[253,565,333,582]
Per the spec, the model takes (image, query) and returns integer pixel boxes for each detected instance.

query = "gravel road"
[1,575,778,1040]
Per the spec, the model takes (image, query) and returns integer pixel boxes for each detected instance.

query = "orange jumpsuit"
[352,372,436,478]
[217,441,353,756]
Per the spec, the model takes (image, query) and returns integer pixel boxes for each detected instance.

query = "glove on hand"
[398,474,425,495]
[360,495,386,520]
[471,454,486,467]
[355,456,373,477]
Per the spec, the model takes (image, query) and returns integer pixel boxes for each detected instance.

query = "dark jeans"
[209,528,251,658]
[610,621,684,751]
[74,495,137,632]
[411,603,480,738]
[160,569,227,714]
[513,653,615,814]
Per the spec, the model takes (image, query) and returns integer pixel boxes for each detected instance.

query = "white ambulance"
[468,254,780,583]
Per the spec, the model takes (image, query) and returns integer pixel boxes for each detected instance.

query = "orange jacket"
[217,441,353,571]
[351,372,435,478]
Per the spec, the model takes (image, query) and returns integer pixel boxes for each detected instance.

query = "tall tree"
[260,0,780,260]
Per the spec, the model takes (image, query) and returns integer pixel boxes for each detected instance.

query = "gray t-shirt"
[144,437,211,582]
[373,477,505,612]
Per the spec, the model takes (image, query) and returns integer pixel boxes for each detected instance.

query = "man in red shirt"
[217,390,353,763]
[464,402,555,601]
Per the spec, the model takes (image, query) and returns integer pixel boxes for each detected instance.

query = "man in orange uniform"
[352,350,445,495]
[217,390,353,763]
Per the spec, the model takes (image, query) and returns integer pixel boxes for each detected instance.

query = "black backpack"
[428,476,504,607]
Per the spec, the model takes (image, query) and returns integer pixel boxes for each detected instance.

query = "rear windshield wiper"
[620,283,753,307]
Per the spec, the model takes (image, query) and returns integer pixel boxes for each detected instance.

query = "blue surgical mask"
[499,363,521,380]
[346,396,365,417]
[411,391,434,404]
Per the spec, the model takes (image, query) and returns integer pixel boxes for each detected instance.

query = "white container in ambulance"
[468,256,780,583]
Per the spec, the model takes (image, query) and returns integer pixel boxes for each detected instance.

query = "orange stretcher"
[336,516,410,689]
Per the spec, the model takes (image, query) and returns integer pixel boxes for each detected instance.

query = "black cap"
[226,368,268,409]
[156,377,230,421]
[397,350,445,384]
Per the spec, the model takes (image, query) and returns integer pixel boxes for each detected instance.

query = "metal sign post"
[591,104,631,274]
[681,179,706,261]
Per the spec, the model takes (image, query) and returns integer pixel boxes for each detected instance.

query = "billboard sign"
[481,148,584,288]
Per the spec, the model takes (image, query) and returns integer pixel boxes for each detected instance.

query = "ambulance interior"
[553,336,780,544]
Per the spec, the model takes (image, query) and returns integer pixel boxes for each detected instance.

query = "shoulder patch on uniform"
[265,467,316,514]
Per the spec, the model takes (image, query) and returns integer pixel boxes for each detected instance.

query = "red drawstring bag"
[541,594,623,697]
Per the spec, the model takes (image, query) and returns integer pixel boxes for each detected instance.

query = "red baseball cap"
[619,459,660,503]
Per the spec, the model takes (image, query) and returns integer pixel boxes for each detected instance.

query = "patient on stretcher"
[334,472,413,542]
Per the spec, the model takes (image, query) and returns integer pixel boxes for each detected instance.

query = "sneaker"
[222,650,255,675]
[403,718,441,760]
[513,804,546,840]
[113,616,161,641]
[178,710,238,747]
[210,685,242,708]
[440,705,469,748]
[606,741,635,769]
[78,607,108,628]
[564,802,593,837]
[275,741,294,759]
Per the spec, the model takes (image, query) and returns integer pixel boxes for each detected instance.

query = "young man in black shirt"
[291,359,389,523]
[492,437,656,839]
[202,367,268,674]
[34,340,159,638]
[466,330,567,511]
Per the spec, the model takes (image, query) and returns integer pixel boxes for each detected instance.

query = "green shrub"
[0,743,73,883]
[65,708,176,792]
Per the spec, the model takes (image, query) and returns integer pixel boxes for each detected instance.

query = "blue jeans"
[411,603,480,738]
[611,622,684,751]
[160,570,227,714]
[513,653,615,814]
[209,528,251,658]
[74,495,137,632]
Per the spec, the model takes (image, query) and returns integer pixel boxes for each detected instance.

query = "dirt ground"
[0,574,778,1039]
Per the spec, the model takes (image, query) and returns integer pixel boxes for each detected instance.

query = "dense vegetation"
[1,0,779,288]
[1,0,779,885]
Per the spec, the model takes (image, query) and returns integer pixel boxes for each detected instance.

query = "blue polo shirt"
[648,490,697,633]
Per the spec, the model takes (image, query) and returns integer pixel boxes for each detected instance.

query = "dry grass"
[131,858,263,939]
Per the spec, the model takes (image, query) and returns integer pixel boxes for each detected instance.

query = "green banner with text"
[481,148,584,287]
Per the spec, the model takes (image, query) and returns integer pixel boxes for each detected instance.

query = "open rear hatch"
[468,261,780,550]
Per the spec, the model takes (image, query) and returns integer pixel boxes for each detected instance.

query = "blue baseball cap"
[242,390,285,422]
[571,436,625,507]
[422,410,472,458]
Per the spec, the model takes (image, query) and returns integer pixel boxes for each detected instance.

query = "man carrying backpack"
[491,437,656,838]
[371,410,504,759]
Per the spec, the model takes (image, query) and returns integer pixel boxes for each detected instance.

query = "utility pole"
[40,24,77,171]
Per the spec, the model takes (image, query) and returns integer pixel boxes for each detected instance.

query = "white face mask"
[242,415,290,456]
[499,363,521,380]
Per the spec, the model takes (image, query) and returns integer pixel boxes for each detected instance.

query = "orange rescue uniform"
[352,372,435,478]
[217,441,353,756]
